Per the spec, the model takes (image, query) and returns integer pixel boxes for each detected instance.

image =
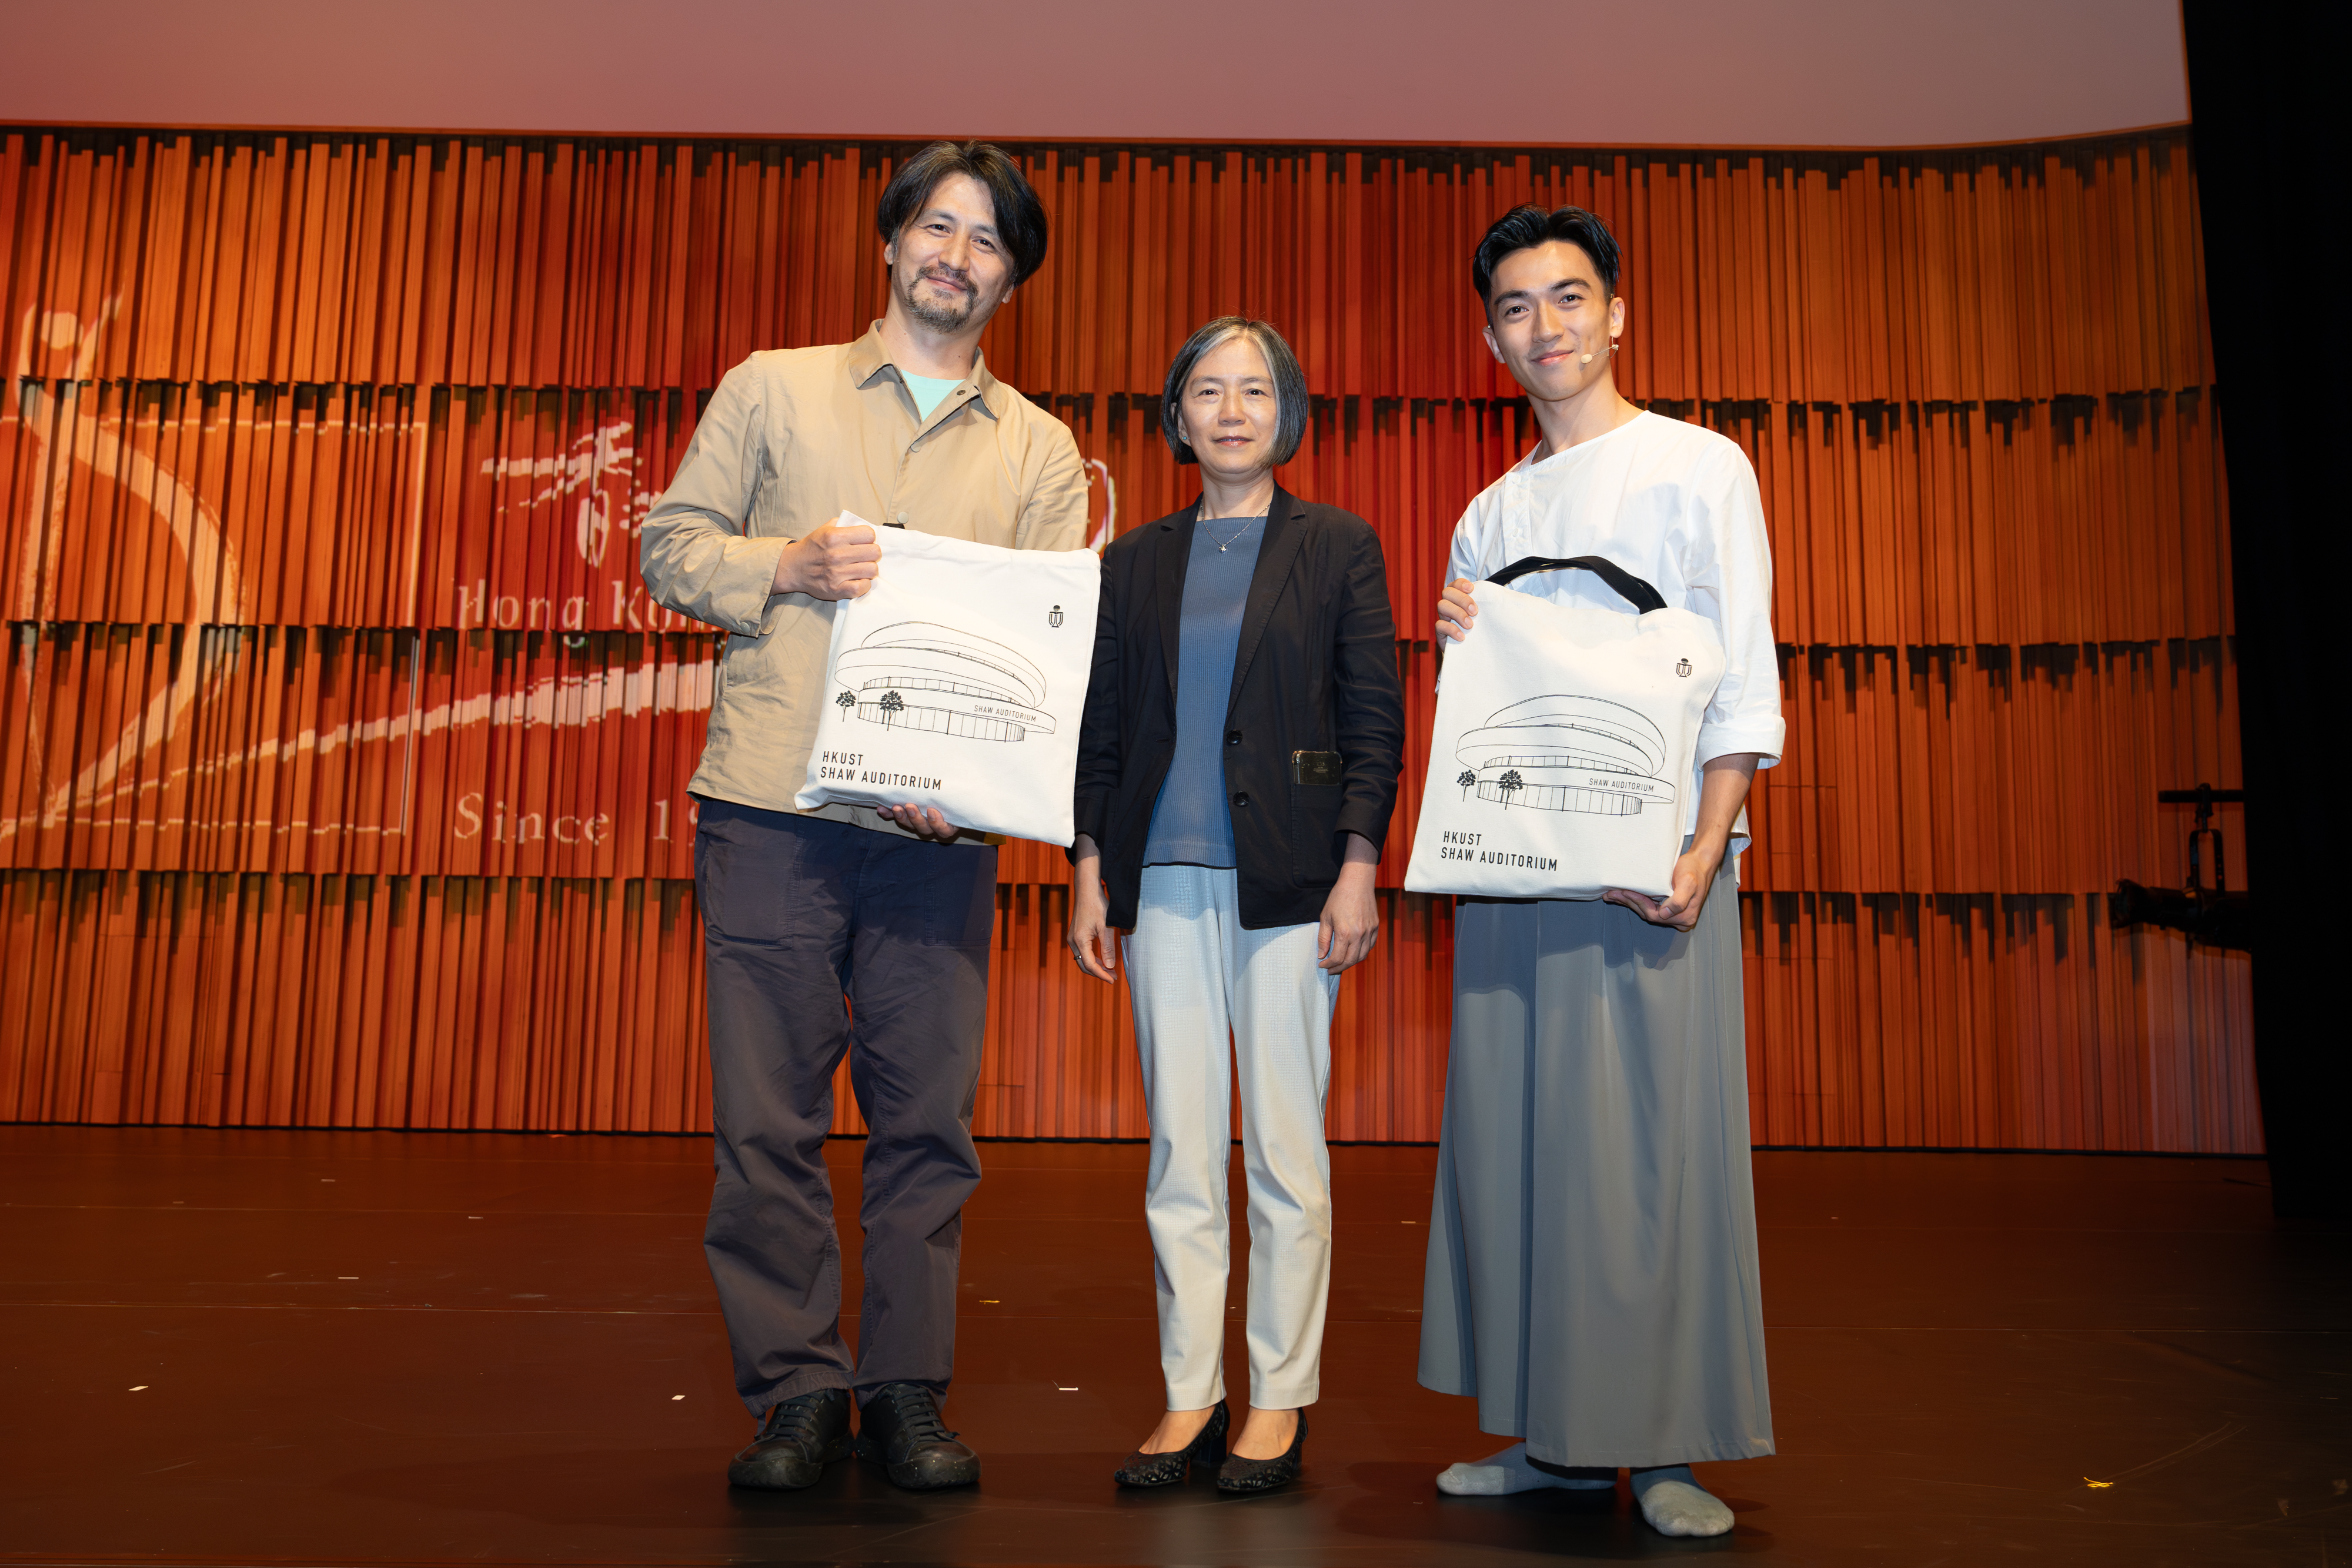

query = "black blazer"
[1072,487,1405,930]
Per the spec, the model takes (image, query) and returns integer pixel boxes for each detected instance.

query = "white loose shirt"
[1446,410,1786,845]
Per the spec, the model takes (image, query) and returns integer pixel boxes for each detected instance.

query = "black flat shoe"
[1113,1403,1229,1486]
[855,1382,980,1490]
[727,1387,852,1490]
[1217,1409,1307,1493]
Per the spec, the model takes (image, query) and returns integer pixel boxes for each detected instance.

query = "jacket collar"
[1150,485,1312,713]
[1228,486,1310,716]
[845,320,1004,423]
[1153,499,1199,700]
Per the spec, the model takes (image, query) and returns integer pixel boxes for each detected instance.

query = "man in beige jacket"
[639,141,1088,1494]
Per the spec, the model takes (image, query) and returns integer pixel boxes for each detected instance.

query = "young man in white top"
[1416,205,1786,1538]
[639,141,1090,1493]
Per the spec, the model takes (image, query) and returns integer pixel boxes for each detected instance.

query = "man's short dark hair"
[1471,205,1621,311]
[1160,317,1311,467]
[875,141,1051,287]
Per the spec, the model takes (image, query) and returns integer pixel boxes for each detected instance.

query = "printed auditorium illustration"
[830,623,1055,743]
[1454,695,1676,815]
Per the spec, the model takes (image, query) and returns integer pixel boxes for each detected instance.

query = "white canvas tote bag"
[1404,555,1726,900]
[793,519,1101,845]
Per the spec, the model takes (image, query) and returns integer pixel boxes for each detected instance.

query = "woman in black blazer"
[1067,317,1405,1493]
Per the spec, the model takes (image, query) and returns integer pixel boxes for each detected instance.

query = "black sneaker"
[727,1387,852,1490]
[855,1382,980,1490]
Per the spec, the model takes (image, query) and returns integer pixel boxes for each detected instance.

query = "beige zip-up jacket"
[639,324,1091,836]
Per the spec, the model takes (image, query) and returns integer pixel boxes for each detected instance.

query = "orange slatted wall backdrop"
[0,128,2251,1151]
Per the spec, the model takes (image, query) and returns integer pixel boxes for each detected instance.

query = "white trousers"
[1124,864,1338,1410]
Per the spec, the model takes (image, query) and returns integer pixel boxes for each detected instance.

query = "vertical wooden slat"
[0,127,2251,1151]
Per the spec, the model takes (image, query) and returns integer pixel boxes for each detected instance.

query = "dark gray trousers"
[694,797,997,1417]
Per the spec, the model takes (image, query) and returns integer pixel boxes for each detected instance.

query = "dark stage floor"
[1,1127,2346,1567]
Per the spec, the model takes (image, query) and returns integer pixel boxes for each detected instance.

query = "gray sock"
[1436,1443,1615,1496]
[1630,1464,1735,1537]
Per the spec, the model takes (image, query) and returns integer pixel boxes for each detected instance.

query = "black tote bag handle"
[1486,554,1668,614]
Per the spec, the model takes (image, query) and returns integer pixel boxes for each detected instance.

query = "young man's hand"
[1603,840,1724,932]
[1601,754,1761,932]
[1435,578,1479,643]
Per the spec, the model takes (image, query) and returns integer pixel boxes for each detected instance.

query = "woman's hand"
[1435,578,1478,643]
[1067,835,1117,982]
[1318,834,1383,974]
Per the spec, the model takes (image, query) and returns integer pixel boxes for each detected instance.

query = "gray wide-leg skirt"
[1417,861,1775,1467]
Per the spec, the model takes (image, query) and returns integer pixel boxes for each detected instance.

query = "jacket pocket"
[719,626,769,693]
[1289,778,1342,888]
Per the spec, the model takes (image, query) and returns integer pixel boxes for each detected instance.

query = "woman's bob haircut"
[1160,317,1310,467]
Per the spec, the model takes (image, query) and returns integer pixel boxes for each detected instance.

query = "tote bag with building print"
[1404,556,1725,900]
[794,520,1101,845]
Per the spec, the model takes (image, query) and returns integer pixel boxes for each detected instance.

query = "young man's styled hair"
[1159,317,1311,467]
[875,141,1051,287]
[1471,205,1622,311]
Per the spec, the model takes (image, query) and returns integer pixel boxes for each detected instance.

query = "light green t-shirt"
[901,372,960,423]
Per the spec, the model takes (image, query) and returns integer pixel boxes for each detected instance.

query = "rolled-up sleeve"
[638,363,790,634]
[1689,447,1788,768]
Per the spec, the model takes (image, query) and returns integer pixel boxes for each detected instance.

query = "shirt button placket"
[893,439,916,526]
[1502,470,1531,558]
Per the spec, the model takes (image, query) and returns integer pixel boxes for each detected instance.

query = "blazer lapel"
[1227,487,1309,717]
[1154,499,1200,700]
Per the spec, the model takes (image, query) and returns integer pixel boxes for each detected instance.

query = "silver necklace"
[1204,516,1262,553]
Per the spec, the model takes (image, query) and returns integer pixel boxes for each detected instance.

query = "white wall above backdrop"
[0,0,2186,149]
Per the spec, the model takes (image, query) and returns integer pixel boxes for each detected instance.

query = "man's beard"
[898,262,979,333]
